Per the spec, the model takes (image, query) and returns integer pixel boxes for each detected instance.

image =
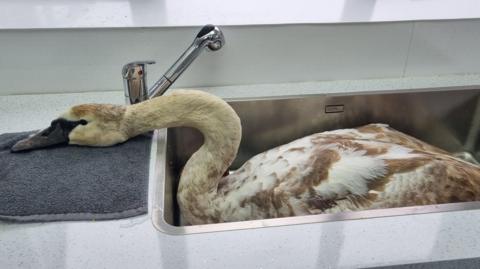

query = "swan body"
[14,90,480,225]
[214,124,480,223]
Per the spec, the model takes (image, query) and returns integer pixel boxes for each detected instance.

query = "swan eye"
[79,119,88,125]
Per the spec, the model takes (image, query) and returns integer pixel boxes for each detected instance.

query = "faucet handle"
[122,61,155,104]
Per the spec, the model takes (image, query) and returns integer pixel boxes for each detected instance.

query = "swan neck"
[125,91,242,223]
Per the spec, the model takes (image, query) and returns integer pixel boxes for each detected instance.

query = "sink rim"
[150,88,480,235]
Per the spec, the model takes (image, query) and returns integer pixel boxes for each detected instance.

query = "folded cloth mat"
[0,131,152,222]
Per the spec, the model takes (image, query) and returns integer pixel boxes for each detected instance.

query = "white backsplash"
[0,20,479,96]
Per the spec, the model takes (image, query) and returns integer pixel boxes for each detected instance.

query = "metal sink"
[151,87,480,234]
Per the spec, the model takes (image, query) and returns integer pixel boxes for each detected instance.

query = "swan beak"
[11,120,69,152]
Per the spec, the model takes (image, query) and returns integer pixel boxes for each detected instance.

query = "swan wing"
[216,124,480,221]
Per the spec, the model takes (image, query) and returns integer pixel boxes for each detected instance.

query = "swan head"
[11,104,130,152]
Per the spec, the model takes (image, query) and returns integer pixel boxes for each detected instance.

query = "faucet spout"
[122,25,225,104]
[148,25,225,99]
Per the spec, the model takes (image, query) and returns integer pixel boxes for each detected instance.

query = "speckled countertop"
[1,75,480,269]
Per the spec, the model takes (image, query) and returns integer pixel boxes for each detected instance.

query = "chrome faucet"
[122,24,225,104]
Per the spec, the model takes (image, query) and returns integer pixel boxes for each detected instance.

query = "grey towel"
[0,131,152,222]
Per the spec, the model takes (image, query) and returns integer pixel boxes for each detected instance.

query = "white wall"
[1,20,480,95]
[1,0,480,29]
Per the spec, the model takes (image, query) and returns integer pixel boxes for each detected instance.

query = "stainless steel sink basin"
[151,87,480,234]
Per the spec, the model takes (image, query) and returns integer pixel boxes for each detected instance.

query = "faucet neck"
[122,25,225,104]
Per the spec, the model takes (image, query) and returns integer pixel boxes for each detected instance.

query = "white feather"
[379,144,422,159]
[315,148,387,199]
